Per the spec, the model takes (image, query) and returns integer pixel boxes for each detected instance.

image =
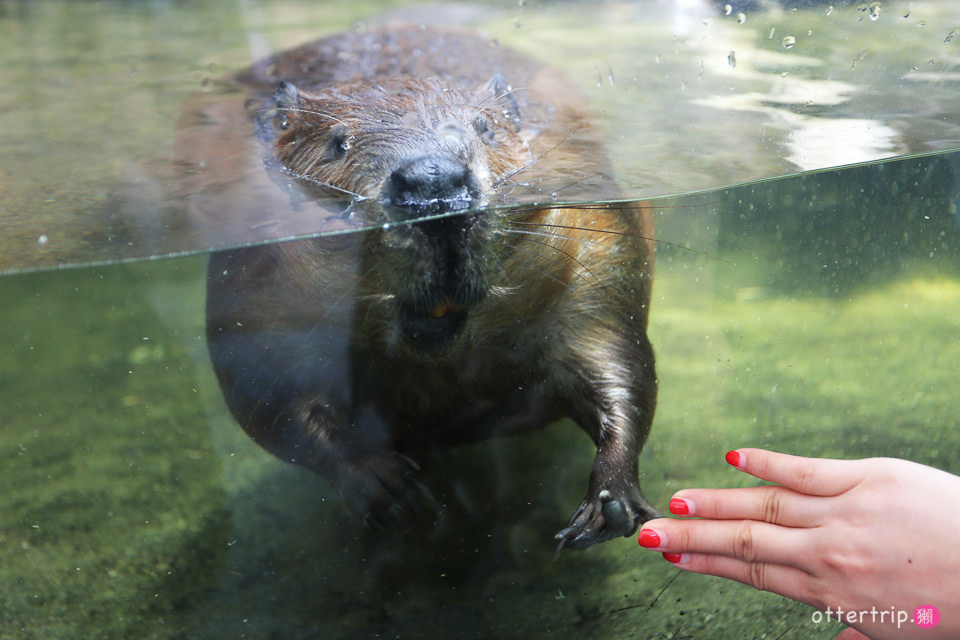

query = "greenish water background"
[4,158,959,638]
[2,1,960,638]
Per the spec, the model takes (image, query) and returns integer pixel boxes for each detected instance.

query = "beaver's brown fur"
[205,25,659,550]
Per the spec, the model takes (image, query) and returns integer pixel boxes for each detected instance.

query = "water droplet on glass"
[900,10,910,18]
[946,29,959,44]
[768,26,776,40]
[782,35,796,49]
[37,235,48,246]
[869,2,881,21]
[737,13,746,24]
[724,4,732,16]
[850,50,867,70]
[826,5,834,15]
[728,51,737,68]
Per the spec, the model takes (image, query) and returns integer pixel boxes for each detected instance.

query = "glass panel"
[4,151,958,637]
[2,1,959,638]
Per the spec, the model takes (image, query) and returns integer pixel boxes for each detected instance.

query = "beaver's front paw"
[554,486,660,554]
[335,451,435,532]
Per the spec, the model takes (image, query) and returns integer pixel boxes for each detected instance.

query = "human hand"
[637,449,960,639]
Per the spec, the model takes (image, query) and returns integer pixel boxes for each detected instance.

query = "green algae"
[0,261,229,639]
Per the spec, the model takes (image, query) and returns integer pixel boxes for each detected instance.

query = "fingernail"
[669,497,692,515]
[662,552,685,564]
[637,528,662,548]
[725,450,744,469]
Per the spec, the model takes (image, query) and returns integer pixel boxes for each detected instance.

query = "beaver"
[204,25,659,551]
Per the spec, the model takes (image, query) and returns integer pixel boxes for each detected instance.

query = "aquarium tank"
[1,1,958,638]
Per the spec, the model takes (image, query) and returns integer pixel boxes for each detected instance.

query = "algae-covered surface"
[3,159,960,638]
[0,259,229,639]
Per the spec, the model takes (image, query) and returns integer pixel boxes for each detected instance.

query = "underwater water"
[2,1,960,639]
[5,156,960,639]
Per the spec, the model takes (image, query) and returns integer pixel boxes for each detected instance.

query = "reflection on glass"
[3,0,960,271]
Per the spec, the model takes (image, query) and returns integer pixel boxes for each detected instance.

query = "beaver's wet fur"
[205,25,659,551]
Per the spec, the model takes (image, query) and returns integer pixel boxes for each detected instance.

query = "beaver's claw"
[554,488,660,557]
[337,451,436,532]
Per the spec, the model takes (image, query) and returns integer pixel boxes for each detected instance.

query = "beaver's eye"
[473,116,496,146]
[328,124,353,160]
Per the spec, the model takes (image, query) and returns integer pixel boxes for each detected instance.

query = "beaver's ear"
[275,81,300,110]
[274,81,301,129]
[488,73,521,130]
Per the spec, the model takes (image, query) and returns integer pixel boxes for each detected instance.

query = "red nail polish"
[637,529,661,548]
[725,450,741,467]
[662,552,683,564]
[669,498,689,515]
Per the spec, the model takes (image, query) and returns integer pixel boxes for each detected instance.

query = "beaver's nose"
[386,156,481,212]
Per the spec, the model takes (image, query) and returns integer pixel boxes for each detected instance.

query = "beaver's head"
[268,75,530,205]
[265,76,536,353]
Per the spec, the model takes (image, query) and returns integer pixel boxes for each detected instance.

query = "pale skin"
[637,448,960,639]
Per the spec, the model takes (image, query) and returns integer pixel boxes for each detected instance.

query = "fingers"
[729,448,864,497]
[669,485,828,527]
[663,449,865,526]
[639,518,811,569]
[661,552,819,609]
[634,449,880,621]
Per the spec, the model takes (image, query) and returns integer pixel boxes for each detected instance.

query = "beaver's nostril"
[386,156,480,210]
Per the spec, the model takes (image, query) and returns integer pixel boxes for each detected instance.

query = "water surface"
[3,0,960,270]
